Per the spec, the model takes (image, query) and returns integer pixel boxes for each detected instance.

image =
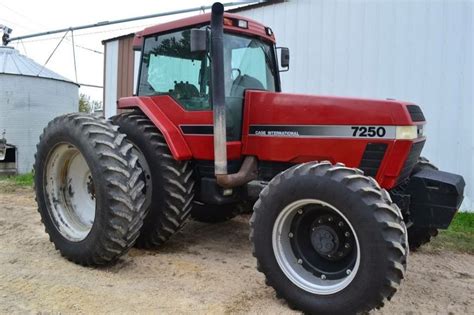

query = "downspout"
[210,2,257,189]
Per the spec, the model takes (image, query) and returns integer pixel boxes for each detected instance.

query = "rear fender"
[118,96,192,160]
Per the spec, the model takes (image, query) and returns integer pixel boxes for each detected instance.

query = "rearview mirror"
[190,29,208,52]
[277,47,290,72]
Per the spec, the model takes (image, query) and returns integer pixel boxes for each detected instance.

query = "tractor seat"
[230,74,264,98]
[174,81,200,99]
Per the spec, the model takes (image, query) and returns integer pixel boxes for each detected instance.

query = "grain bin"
[0,46,79,174]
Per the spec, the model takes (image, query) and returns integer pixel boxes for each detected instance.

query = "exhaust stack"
[211,2,257,188]
[210,2,227,176]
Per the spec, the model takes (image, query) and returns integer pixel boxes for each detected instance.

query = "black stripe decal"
[181,124,398,139]
[249,125,396,139]
[180,125,213,135]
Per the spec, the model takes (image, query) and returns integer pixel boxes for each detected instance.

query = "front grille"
[406,105,425,122]
[396,140,425,184]
[359,143,388,177]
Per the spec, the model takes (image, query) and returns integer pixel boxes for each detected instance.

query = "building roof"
[228,0,285,13]
[0,46,77,85]
[102,33,135,44]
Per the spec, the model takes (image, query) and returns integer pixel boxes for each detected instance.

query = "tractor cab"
[135,13,282,141]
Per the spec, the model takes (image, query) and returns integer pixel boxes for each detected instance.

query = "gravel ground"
[1,188,473,314]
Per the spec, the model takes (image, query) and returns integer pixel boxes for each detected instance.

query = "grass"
[0,172,34,191]
[427,212,474,254]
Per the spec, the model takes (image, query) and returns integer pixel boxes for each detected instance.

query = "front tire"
[250,162,407,314]
[34,113,147,266]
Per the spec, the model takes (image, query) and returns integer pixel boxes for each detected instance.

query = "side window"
[231,48,267,88]
[138,29,211,110]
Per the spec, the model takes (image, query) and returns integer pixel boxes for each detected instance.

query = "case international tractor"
[34,3,465,314]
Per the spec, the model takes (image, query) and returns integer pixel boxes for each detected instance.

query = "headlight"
[396,126,418,139]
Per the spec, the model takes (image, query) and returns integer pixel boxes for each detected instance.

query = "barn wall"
[117,37,135,100]
[0,75,78,173]
[104,41,119,118]
[104,36,138,118]
[236,0,473,210]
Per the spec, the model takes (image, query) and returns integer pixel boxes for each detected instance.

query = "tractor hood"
[243,91,422,127]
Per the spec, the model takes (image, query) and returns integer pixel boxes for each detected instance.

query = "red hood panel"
[243,91,414,126]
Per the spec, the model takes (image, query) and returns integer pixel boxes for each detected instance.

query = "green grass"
[427,212,474,254]
[0,172,34,191]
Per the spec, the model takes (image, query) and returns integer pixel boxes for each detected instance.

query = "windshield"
[138,29,277,113]
[223,33,277,98]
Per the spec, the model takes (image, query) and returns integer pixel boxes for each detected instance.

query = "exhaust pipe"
[211,2,257,188]
[210,2,227,176]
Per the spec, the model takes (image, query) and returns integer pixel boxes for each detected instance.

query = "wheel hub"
[311,225,339,256]
[288,205,357,280]
[272,199,361,295]
[308,214,353,261]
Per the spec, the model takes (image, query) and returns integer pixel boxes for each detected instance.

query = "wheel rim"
[45,143,96,242]
[272,199,360,295]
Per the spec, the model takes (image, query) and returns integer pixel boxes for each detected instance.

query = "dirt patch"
[1,188,473,314]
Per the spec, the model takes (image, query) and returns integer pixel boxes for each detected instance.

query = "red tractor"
[34,3,464,314]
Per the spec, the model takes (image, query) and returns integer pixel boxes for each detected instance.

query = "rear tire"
[407,157,439,251]
[250,162,407,314]
[34,113,147,266]
[111,111,195,248]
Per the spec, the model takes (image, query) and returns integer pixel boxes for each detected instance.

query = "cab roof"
[133,12,275,49]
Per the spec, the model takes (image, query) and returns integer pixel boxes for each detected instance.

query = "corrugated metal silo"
[0,46,79,174]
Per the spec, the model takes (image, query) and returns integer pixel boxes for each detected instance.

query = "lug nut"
[297,259,303,264]
[318,219,323,224]
[297,209,303,214]
[321,274,326,280]
[346,269,352,275]
[338,221,344,227]
[345,232,350,237]
[345,243,350,249]
[288,232,294,238]
[328,217,333,222]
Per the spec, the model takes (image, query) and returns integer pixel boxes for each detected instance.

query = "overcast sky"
[0,0,252,102]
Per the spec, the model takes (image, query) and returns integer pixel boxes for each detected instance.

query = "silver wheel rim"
[45,143,96,242]
[272,199,360,295]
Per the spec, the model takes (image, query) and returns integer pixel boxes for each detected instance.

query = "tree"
[78,93,103,113]
[78,93,91,113]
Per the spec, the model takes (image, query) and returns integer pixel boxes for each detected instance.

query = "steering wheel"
[231,68,241,80]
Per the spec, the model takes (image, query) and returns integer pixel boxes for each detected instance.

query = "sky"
[0,0,254,102]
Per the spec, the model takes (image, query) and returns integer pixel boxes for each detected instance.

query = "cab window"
[138,29,210,110]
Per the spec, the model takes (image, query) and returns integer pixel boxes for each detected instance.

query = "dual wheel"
[35,112,194,265]
[35,112,407,313]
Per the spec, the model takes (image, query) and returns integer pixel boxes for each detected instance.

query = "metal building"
[102,0,472,210]
[230,0,472,210]
[0,46,79,174]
